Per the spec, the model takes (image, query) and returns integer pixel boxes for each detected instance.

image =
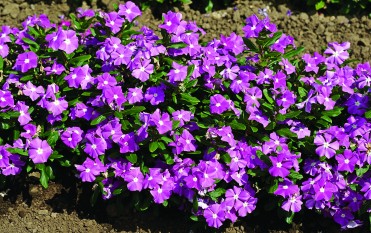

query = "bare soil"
[0,0,370,232]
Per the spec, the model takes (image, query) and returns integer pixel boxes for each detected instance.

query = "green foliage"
[303,0,371,14]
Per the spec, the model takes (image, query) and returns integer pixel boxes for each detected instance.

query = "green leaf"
[298,87,307,98]
[263,89,274,104]
[69,55,92,66]
[7,148,28,156]
[69,13,81,30]
[122,106,146,116]
[365,110,371,119]
[164,153,174,165]
[47,131,60,146]
[277,128,297,138]
[229,119,246,130]
[209,188,225,201]
[276,111,301,121]
[168,42,187,49]
[49,151,64,160]
[205,0,213,13]
[0,56,3,71]
[91,115,106,125]
[322,107,343,117]
[126,154,137,164]
[190,215,198,221]
[180,93,200,105]
[283,47,305,59]
[268,179,278,193]
[40,166,49,189]
[262,31,283,48]
[172,120,180,130]
[243,38,259,52]
[22,37,40,51]
[356,166,369,177]
[149,142,158,153]
[285,212,295,224]
[289,171,304,180]
[315,0,326,10]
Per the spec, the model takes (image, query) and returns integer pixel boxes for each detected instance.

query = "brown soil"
[0,0,370,232]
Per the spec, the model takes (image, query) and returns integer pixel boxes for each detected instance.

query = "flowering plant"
[0,2,371,230]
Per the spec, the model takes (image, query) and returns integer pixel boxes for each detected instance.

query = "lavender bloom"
[177,129,197,152]
[104,12,124,34]
[103,85,126,108]
[335,149,358,172]
[279,58,295,75]
[282,194,303,212]
[14,101,32,125]
[28,138,53,164]
[302,54,319,74]
[20,124,37,139]
[84,134,107,158]
[324,42,350,66]
[247,106,270,127]
[150,109,172,134]
[118,1,141,22]
[150,181,173,204]
[242,15,263,38]
[75,158,104,182]
[316,86,335,110]
[118,132,139,154]
[58,29,79,54]
[0,43,9,58]
[172,110,192,127]
[124,167,144,191]
[14,51,38,73]
[244,87,262,107]
[314,133,339,158]
[168,62,188,83]
[313,179,337,201]
[61,127,83,149]
[46,97,68,116]
[203,203,225,228]
[159,11,183,34]
[345,93,368,116]
[44,62,65,75]
[127,87,143,104]
[23,81,45,101]
[269,153,292,178]
[131,59,154,82]
[0,90,14,108]
[144,86,165,105]
[210,94,229,114]
[289,121,311,139]
[274,180,300,198]
[0,26,11,44]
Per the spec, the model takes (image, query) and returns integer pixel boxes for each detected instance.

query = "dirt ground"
[0,0,370,232]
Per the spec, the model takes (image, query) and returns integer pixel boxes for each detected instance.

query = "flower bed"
[0,1,370,230]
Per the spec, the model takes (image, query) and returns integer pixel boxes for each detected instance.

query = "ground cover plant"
[0,1,371,230]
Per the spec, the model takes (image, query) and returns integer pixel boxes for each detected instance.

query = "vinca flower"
[28,138,52,164]
[14,51,38,73]
[118,1,141,22]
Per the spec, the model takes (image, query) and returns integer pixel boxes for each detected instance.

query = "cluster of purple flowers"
[0,1,371,230]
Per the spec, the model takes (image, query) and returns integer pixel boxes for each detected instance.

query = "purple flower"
[313,179,337,201]
[282,194,302,212]
[14,51,38,73]
[335,149,358,172]
[210,94,229,114]
[345,93,368,116]
[177,129,197,152]
[104,12,124,34]
[144,86,165,105]
[118,1,141,22]
[302,54,319,74]
[203,203,225,228]
[172,110,192,127]
[314,133,339,158]
[0,90,14,108]
[0,43,9,58]
[103,85,126,108]
[168,62,188,83]
[15,101,32,125]
[131,59,154,82]
[242,15,263,38]
[127,87,143,104]
[274,180,300,198]
[84,134,107,158]
[118,132,139,154]
[46,97,68,116]
[124,167,144,191]
[20,124,37,139]
[28,138,52,164]
[159,11,183,34]
[58,29,79,54]
[247,106,270,127]
[22,81,44,101]
[268,153,292,178]
[75,158,104,182]
[44,62,65,75]
[61,127,83,149]
[150,181,173,204]
[289,121,311,139]
[150,109,172,134]
[244,87,262,107]
[324,42,350,66]
[111,45,133,66]
[277,90,296,109]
